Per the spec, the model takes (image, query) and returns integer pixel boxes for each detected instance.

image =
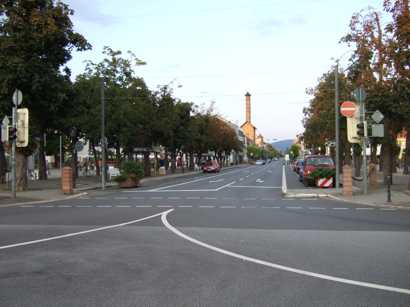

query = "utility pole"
[101,78,106,190]
[11,104,17,198]
[59,134,63,178]
[359,93,368,195]
[334,60,340,192]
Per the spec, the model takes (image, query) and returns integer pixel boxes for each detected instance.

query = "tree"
[0,0,90,189]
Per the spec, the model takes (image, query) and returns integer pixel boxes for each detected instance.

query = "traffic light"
[356,122,365,137]
[9,127,17,141]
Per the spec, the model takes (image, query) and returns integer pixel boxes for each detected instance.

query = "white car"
[255,160,265,165]
[107,166,120,181]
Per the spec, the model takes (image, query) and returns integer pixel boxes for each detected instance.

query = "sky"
[65,0,384,141]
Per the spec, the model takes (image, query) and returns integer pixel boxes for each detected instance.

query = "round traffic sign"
[12,89,23,106]
[340,101,357,117]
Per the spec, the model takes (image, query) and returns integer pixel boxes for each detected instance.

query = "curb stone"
[327,194,410,210]
[0,192,88,208]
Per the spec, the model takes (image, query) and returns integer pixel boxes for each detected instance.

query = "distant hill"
[271,139,294,152]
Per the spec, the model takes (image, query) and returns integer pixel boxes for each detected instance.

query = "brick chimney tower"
[245,92,251,123]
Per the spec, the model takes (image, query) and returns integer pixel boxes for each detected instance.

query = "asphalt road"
[1,161,409,307]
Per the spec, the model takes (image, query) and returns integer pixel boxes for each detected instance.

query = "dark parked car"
[302,155,334,187]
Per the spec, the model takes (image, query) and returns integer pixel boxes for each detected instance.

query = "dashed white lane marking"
[161,210,410,295]
[58,205,72,208]
[220,206,236,208]
[286,206,302,209]
[200,205,215,208]
[262,206,281,209]
[114,197,128,200]
[244,198,257,201]
[157,205,173,208]
[186,197,200,200]
[76,205,91,208]
[204,197,217,200]
[95,197,106,200]
[380,208,397,211]
[239,178,244,181]
[241,206,256,209]
[168,197,181,200]
[136,205,152,208]
[178,205,192,208]
[261,198,275,201]
[116,205,131,208]
[20,205,34,208]
[333,208,348,210]
[0,210,172,251]
[356,208,374,210]
[151,197,163,200]
[215,181,236,191]
[223,197,235,200]
[96,205,112,208]
[132,197,145,200]
[309,207,326,210]
[40,205,54,208]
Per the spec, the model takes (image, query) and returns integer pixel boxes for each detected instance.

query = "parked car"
[202,160,221,173]
[302,155,335,187]
[255,160,266,165]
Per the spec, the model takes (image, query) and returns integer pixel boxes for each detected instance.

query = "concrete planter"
[118,177,140,188]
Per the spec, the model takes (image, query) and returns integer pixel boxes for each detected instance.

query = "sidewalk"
[282,164,410,209]
[0,164,244,207]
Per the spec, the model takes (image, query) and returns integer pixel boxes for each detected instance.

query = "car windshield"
[306,157,334,166]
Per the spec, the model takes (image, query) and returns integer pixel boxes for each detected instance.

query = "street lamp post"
[335,60,340,192]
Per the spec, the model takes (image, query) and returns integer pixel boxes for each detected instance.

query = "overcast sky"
[65,0,383,141]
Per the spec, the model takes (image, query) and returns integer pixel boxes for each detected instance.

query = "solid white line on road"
[178,205,192,208]
[161,210,410,295]
[151,189,217,192]
[215,181,236,191]
[148,167,251,191]
[0,210,172,251]
[199,205,215,208]
[230,186,281,189]
[356,208,374,210]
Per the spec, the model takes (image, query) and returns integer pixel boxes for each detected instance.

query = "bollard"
[61,167,73,194]
[387,175,391,203]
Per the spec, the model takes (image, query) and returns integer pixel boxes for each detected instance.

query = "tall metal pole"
[335,60,340,192]
[101,78,106,190]
[360,96,368,194]
[11,105,16,198]
[59,134,63,178]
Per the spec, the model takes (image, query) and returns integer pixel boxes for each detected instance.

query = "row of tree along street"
[302,0,410,188]
[0,1,243,190]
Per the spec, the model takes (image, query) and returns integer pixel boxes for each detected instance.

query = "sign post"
[11,89,23,199]
[353,87,368,195]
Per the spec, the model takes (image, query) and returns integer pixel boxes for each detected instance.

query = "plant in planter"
[310,168,336,188]
[114,161,145,188]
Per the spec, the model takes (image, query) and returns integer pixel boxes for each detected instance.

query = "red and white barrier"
[317,177,333,188]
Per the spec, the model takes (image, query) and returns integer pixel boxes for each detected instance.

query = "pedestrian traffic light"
[9,127,17,141]
[356,121,367,137]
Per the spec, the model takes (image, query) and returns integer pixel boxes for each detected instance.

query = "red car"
[302,155,335,187]
[202,160,221,173]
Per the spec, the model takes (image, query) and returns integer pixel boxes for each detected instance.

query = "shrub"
[120,161,144,179]
[113,174,128,183]
[310,168,335,180]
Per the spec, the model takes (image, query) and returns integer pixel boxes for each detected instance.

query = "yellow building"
[240,92,256,145]
[255,134,265,147]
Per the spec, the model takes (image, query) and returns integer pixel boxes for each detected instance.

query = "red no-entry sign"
[340,101,357,117]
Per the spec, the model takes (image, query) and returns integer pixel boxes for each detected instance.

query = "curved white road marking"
[0,210,172,251]
[161,210,410,295]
